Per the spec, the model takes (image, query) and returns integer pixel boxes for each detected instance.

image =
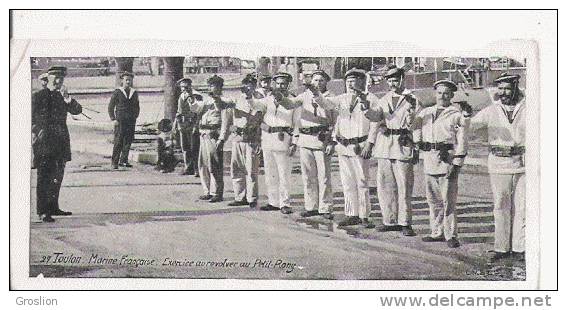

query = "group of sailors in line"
[32,64,526,262]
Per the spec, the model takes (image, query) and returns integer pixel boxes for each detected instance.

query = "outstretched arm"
[247,98,267,114]
[277,93,304,110]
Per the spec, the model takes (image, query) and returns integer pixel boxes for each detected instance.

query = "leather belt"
[234,126,257,136]
[336,135,368,146]
[419,142,454,152]
[299,126,329,135]
[199,124,221,130]
[384,128,411,136]
[490,145,525,157]
[264,125,292,134]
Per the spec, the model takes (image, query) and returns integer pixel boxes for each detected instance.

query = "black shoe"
[280,206,293,214]
[337,216,362,227]
[249,202,257,209]
[376,224,403,232]
[321,213,334,220]
[52,209,72,216]
[209,196,223,203]
[228,200,249,206]
[260,204,279,211]
[300,210,320,218]
[199,194,213,200]
[112,164,119,170]
[422,236,445,242]
[401,225,416,236]
[194,173,200,177]
[42,215,55,223]
[119,162,133,168]
[361,218,375,228]
[488,251,510,262]
[447,238,460,248]
[512,251,525,262]
[180,168,193,175]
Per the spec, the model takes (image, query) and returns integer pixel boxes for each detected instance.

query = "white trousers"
[263,149,291,208]
[338,155,371,219]
[299,147,333,213]
[231,142,259,203]
[376,159,414,226]
[490,173,526,253]
[425,174,458,240]
[198,136,224,197]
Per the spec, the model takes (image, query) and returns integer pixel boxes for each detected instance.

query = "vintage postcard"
[9,11,553,291]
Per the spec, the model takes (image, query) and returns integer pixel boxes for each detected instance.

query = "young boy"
[155,119,178,173]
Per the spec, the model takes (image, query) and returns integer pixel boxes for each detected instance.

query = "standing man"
[285,70,335,219]
[108,71,140,169]
[32,66,82,222]
[175,77,202,176]
[196,75,233,203]
[372,65,420,236]
[314,68,380,228]
[470,73,526,262]
[224,74,263,208]
[38,73,49,89]
[413,80,470,248]
[248,72,300,214]
[255,74,272,98]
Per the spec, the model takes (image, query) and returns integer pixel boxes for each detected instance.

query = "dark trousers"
[156,138,177,172]
[179,129,200,173]
[112,119,136,165]
[36,158,66,215]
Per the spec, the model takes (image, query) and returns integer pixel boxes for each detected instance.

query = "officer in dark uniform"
[108,71,140,169]
[175,77,202,176]
[32,66,82,222]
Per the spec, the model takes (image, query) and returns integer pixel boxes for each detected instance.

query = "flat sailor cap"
[176,77,193,85]
[47,66,67,77]
[433,79,458,92]
[344,68,366,80]
[311,69,331,81]
[383,65,404,79]
[38,73,49,81]
[493,72,521,85]
[272,72,293,82]
[119,71,135,79]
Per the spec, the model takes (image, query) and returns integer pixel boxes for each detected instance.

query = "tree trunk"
[163,57,185,120]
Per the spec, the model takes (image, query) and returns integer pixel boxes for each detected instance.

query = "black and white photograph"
[25,54,531,280]
[8,10,557,294]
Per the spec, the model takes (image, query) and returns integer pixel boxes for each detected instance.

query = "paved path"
[29,148,525,280]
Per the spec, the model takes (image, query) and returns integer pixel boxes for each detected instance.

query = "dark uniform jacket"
[31,88,82,166]
[108,88,140,121]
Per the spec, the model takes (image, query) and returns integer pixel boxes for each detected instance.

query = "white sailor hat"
[433,79,458,92]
